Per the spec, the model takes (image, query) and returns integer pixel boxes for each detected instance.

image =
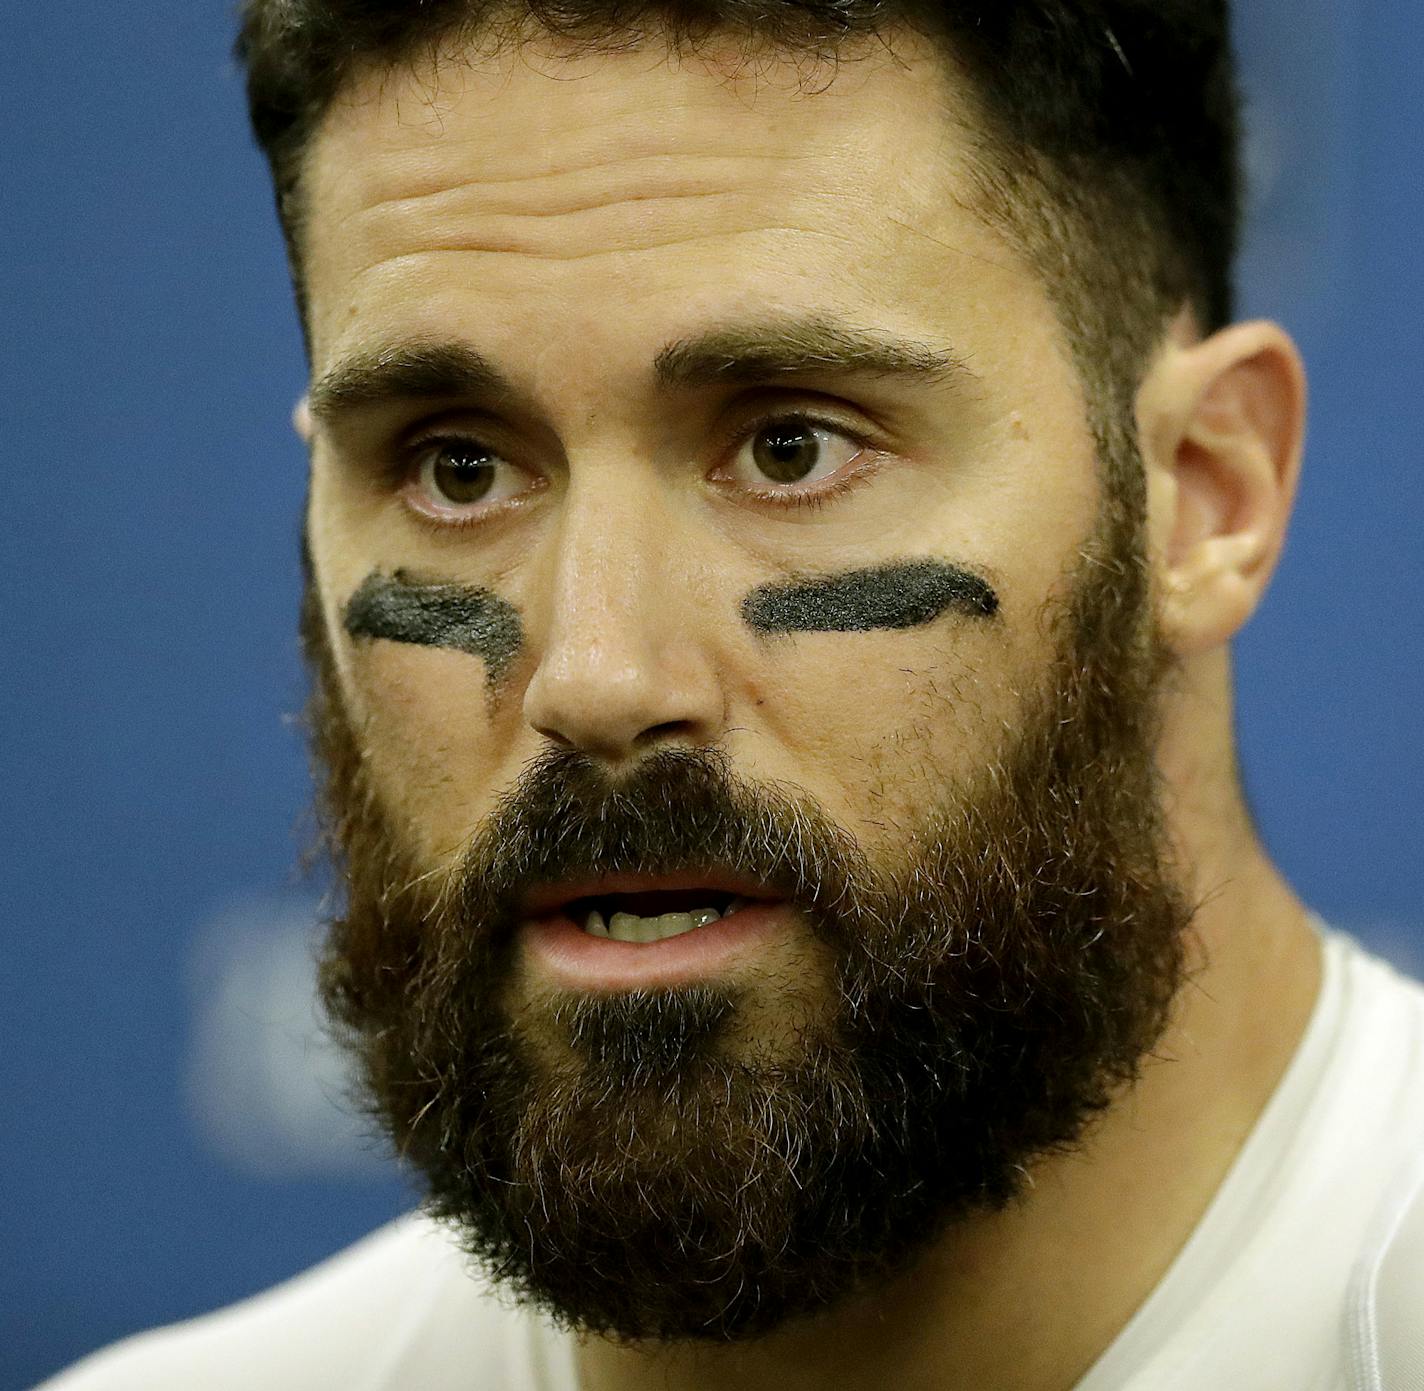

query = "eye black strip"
[343,570,523,688]
[742,559,999,635]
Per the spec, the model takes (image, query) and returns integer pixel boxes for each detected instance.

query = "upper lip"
[518,870,785,919]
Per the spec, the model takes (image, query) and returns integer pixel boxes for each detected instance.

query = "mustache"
[453,744,868,936]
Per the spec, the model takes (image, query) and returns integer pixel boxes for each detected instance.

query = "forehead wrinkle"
[309,55,938,253]
[337,148,817,215]
[305,36,1015,363]
[314,61,843,221]
[317,147,863,265]
[337,217,873,284]
[345,185,773,251]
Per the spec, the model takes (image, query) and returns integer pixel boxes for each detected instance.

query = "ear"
[1138,319,1307,655]
[293,395,314,444]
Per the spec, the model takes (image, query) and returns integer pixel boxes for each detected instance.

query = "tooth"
[724,896,749,917]
[604,909,721,943]
[609,911,655,943]
[583,908,609,937]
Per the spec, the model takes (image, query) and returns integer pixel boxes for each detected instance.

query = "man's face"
[299,33,1189,1338]
[302,31,1103,855]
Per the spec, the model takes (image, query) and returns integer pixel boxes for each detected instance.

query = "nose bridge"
[551,469,666,648]
[522,462,720,757]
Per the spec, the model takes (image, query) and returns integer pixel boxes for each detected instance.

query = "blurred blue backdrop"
[3,3,1420,1387]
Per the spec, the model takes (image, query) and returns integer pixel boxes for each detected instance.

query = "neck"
[577,659,1322,1391]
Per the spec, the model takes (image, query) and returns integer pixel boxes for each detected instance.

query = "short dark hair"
[236,0,1241,411]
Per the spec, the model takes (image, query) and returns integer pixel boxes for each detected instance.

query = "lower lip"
[520,902,790,990]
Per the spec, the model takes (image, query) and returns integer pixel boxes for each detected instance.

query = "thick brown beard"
[302,491,1193,1342]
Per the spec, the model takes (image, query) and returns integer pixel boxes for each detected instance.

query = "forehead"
[300,31,1047,387]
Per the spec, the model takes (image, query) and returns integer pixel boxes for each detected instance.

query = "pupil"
[752,426,818,483]
[433,448,494,504]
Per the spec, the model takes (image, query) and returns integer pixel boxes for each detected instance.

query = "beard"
[302,484,1193,1343]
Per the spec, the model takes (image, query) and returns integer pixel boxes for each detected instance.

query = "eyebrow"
[652,317,974,390]
[307,342,513,423]
[306,317,973,424]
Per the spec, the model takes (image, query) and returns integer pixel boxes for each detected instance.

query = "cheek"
[344,643,503,864]
[742,628,1032,841]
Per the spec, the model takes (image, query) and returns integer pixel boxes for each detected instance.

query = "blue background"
[3,3,1420,1387]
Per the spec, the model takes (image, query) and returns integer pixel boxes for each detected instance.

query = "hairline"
[280,16,1183,512]
[284,24,1178,300]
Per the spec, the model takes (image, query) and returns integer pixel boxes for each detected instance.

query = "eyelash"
[395,409,885,524]
[714,411,885,513]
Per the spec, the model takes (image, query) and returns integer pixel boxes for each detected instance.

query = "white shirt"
[38,929,1424,1391]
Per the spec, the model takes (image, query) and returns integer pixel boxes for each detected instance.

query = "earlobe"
[1141,320,1307,655]
[293,395,314,444]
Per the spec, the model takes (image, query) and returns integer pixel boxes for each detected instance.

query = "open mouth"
[519,876,793,984]
[564,889,755,943]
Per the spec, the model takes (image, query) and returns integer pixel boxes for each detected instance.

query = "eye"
[406,436,530,520]
[728,416,867,493]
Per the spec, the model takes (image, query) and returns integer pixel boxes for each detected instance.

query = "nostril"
[532,724,578,750]
[634,719,702,747]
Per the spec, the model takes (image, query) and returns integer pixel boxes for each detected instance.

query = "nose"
[522,476,724,764]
